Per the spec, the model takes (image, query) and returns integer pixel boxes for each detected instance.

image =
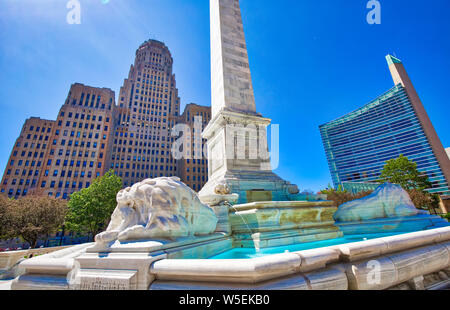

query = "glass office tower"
[320,55,450,196]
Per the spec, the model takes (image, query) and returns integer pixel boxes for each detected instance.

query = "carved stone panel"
[75,269,138,290]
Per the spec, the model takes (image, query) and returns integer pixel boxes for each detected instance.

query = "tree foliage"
[66,170,122,237]
[407,189,440,214]
[9,196,67,248]
[0,195,13,240]
[379,155,431,191]
[379,155,440,213]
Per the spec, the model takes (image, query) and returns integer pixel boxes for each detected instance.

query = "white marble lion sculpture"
[333,182,421,222]
[95,177,218,244]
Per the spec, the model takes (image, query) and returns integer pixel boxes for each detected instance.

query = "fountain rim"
[229,200,335,212]
[150,226,450,285]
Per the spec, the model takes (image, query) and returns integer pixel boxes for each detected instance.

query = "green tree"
[378,155,431,191]
[9,196,67,248]
[66,170,122,237]
[0,195,13,240]
[379,155,440,213]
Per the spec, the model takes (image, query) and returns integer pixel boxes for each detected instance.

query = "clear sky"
[0,0,449,192]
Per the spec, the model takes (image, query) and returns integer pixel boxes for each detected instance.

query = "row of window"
[69,93,113,110]
[46,159,99,169]
[186,167,206,173]
[4,178,37,186]
[59,121,108,132]
[185,159,206,164]
[27,126,52,133]
[112,147,171,155]
[61,111,110,123]
[185,175,206,182]
[41,180,93,189]
[111,164,175,172]
[10,151,45,160]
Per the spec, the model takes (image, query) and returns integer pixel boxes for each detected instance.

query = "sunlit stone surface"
[210,0,257,118]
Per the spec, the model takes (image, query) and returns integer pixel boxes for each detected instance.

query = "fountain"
[9,0,450,291]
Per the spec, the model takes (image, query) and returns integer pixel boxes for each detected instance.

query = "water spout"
[230,205,260,252]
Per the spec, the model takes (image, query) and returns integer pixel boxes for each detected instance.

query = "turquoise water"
[209,232,405,259]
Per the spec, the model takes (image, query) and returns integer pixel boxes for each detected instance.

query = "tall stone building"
[110,39,181,187]
[175,103,211,192]
[0,83,116,199]
[1,117,56,198]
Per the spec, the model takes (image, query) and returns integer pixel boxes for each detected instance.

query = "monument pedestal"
[199,109,298,204]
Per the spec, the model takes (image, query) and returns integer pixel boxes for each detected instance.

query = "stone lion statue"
[333,183,422,222]
[94,177,218,245]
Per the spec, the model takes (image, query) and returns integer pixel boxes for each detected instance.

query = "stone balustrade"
[0,245,73,272]
[10,243,93,290]
[149,226,450,290]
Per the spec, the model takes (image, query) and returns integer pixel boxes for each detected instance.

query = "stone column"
[199,0,299,204]
[210,0,257,118]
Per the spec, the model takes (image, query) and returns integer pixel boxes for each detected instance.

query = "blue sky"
[0,0,449,192]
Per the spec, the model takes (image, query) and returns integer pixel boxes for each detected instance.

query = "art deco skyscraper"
[110,40,181,187]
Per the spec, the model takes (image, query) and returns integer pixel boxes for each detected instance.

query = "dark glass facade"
[320,85,450,196]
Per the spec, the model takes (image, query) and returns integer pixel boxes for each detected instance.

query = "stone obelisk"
[199,0,298,204]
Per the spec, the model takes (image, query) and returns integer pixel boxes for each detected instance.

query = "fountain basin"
[10,226,450,290]
[150,226,450,290]
[230,201,342,248]
[10,199,450,290]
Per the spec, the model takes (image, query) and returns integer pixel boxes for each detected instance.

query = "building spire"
[386,54,450,188]
[386,54,402,66]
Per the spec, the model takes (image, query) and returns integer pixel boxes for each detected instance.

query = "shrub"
[320,188,373,207]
